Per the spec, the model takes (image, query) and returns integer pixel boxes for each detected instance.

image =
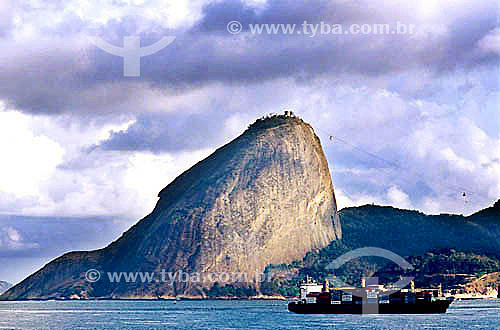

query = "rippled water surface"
[0,299,498,329]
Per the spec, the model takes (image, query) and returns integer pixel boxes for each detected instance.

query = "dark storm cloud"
[97,111,229,153]
[0,214,133,283]
[0,0,498,117]
[430,4,499,71]
[0,215,130,258]
[196,0,413,32]
[151,0,499,82]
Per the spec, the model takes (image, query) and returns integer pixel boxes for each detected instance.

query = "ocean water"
[0,299,498,330]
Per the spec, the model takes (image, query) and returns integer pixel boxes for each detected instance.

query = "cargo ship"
[288,276,454,314]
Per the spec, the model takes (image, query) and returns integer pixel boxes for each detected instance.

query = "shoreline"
[0,295,289,302]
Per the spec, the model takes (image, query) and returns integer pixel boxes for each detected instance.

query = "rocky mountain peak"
[2,113,341,299]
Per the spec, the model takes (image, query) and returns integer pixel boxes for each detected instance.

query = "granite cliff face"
[2,115,341,299]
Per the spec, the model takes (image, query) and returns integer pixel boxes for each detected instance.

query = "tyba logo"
[87,8,176,77]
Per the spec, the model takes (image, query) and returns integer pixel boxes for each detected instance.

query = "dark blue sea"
[0,299,498,329]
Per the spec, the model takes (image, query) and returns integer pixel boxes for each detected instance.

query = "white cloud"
[386,185,412,209]
[421,196,441,214]
[0,110,64,197]
[440,147,475,172]
[0,110,219,218]
[0,226,39,250]
[123,149,214,216]
[333,188,355,210]
[6,227,20,242]
[405,115,500,214]
[478,27,500,55]
[334,186,385,210]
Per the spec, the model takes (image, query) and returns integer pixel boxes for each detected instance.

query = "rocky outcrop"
[464,272,499,296]
[1,114,341,300]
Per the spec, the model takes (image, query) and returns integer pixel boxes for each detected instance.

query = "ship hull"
[288,300,453,314]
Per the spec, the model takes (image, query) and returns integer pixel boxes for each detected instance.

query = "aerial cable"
[318,127,490,203]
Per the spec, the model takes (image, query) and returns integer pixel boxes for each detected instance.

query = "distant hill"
[339,200,500,258]
[375,249,500,288]
[262,200,500,296]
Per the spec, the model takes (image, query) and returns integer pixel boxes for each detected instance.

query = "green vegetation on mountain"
[340,202,500,257]
[263,200,500,296]
[204,283,257,298]
[376,249,500,288]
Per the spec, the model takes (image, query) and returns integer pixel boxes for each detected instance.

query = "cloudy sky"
[0,0,499,284]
